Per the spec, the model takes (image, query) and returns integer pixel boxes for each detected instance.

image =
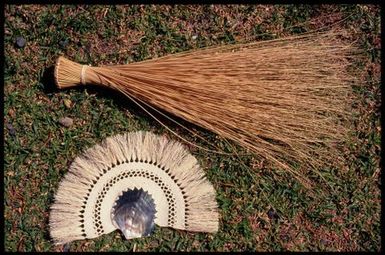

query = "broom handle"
[54,56,111,89]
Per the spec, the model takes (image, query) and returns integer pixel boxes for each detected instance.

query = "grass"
[4,4,381,252]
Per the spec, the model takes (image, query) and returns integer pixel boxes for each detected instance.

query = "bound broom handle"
[54,56,112,89]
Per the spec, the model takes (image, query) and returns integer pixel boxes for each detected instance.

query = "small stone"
[320,238,330,245]
[8,108,16,118]
[63,243,70,252]
[59,39,69,48]
[192,35,198,40]
[59,117,74,127]
[63,99,72,109]
[15,36,26,48]
[6,123,16,136]
[267,208,279,220]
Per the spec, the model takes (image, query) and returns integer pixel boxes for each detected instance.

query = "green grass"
[4,4,381,252]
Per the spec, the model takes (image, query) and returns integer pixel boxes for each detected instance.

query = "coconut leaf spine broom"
[54,31,357,184]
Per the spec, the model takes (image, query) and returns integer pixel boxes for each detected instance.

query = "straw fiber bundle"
[55,31,356,185]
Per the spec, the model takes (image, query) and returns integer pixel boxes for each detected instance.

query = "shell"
[111,188,157,239]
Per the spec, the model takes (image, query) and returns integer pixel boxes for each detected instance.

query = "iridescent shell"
[111,188,156,239]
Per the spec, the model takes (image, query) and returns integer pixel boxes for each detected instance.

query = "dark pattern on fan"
[111,188,157,239]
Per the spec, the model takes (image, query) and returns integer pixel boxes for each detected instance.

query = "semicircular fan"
[49,131,219,245]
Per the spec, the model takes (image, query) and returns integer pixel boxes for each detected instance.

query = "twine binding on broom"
[80,65,88,85]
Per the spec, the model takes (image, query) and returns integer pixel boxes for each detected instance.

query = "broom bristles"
[55,30,358,186]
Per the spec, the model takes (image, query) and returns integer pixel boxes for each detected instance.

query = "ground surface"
[4,4,381,252]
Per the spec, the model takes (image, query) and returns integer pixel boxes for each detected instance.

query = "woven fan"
[49,131,218,245]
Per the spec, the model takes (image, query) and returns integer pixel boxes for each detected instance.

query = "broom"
[49,131,218,245]
[54,30,356,185]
